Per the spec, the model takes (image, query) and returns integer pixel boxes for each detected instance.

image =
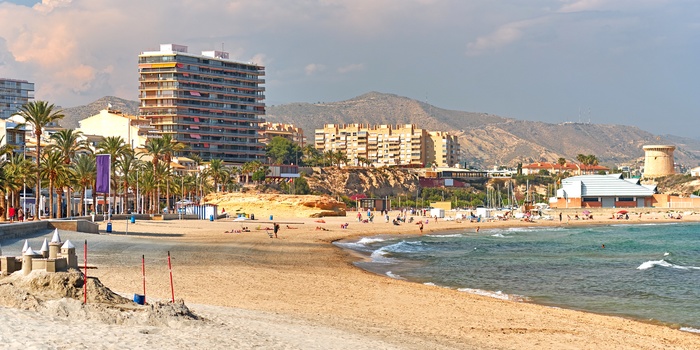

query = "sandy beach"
[2,209,700,349]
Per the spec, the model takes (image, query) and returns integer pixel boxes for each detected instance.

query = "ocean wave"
[457,288,528,302]
[386,271,404,280]
[680,327,700,334]
[356,237,386,245]
[427,233,463,238]
[636,260,700,271]
[491,233,506,238]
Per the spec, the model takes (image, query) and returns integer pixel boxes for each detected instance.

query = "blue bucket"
[130,215,135,223]
[106,222,112,233]
[133,294,145,305]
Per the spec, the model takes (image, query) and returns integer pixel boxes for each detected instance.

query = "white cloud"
[33,0,72,13]
[337,63,364,74]
[305,63,326,76]
[466,19,541,56]
[557,0,672,13]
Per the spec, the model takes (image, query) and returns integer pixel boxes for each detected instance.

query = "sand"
[2,209,700,349]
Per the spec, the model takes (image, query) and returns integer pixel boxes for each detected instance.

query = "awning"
[193,117,200,122]
[203,143,209,148]
[190,91,201,97]
[190,134,201,139]
[190,125,199,130]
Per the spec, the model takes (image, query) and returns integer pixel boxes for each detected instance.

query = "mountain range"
[58,92,700,168]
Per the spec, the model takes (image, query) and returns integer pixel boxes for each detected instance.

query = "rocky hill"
[305,167,421,197]
[267,92,700,167]
[58,92,700,167]
[59,96,139,129]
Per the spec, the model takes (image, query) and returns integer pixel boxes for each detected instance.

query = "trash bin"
[251,214,255,220]
[269,215,273,220]
[130,215,135,224]
[106,222,112,233]
[209,214,214,221]
[133,294,145,305]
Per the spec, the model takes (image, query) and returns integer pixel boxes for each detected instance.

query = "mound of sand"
[205,192,347,218]
[0,270,200,327]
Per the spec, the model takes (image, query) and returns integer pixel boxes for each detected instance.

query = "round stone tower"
[643,145,676,178]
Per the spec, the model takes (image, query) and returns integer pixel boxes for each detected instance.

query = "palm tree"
[97,136,127,214]
[116,149,138,213]
[207,159,229,193]
[5,153,35,215]
[49,129,90,217]
[18,101,65,220]
[159,134,186,212]
[41,150,68,219]
[73,154,96,216]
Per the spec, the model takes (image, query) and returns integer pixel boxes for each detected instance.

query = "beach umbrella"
[617,210,628,214]
[582,210,591,216]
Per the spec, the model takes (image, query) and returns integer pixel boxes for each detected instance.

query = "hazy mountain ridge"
[59,92,700,167]
[268,92,700,167]
[59,96,140,129]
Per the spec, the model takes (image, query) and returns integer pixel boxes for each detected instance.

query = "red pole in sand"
[142,254,146,305]
[168,251,174,302]
[83,239,87,304]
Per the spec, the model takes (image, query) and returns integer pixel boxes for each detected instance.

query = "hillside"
[267,92,700,167]
[59,96,139,129]
[58,92,700,167]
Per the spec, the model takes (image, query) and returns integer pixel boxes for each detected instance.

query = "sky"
[0,0,698,138]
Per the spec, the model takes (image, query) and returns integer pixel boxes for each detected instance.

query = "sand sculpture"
[1,229,78,275]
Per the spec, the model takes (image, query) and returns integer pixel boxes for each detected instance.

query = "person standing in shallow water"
[419,221,423,234]
[559,212,562,222]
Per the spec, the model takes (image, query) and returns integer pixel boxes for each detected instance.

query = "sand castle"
[1,229,78,275]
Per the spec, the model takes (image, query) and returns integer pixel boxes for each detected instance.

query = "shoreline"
[4,210,700,349]
[333,218,700,333]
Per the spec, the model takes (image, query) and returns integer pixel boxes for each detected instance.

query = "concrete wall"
[0,221,50,240]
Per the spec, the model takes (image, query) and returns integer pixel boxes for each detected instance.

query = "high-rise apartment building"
[138,44,266,163]
[0,78,34,119]
[314,124,459,167]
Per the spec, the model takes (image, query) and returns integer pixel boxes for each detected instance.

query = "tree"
[557,157,566,167]
[301,145,322,166]
[1,153,34,221]
[206,158,229,192]
[18,101,65,219]
[49,129,90,216]
[116,149,138,213]
[159,134,186,211]
[265,136,302,165]
[41,150,69,219]
[73,154,96,216]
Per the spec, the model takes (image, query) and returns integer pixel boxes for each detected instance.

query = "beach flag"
[95,154,111,194]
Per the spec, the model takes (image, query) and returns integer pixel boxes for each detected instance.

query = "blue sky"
[1,0,698,138]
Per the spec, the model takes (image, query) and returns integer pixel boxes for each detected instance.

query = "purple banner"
[95,154,111,194]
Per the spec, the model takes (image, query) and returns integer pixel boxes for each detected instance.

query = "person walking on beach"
[273,223,280,238]
[559,212,562,222]
[18,208,24,222]
[357,211,362,222]
[8,206,15,223]
[419,221,423,234]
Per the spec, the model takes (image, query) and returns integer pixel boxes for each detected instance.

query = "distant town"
[2,43,700,221]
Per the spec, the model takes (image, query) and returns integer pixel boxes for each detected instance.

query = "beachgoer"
[357,212,362,222]
[476,226,480,233]
[8,206,15,223]
[559,212,562,222]
[434,216,438,223]
[419,221,423,233]
[18,208,24,222]
[602,244,605,249]
[273,223,280,238]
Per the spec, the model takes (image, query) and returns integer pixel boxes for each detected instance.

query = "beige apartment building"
[260,122,305,146]
[314,124,459,167]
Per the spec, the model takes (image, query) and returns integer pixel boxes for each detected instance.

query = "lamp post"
[22,145,26,218]
[136,169,140,214]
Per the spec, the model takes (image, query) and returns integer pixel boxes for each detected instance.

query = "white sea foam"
[423,282,437,287]
[427,234,463,238]
[385,271,404,280]
[663,252,670,256]
[637,260,700,271]
[457,288,527,302]
[680,327,700,334]
[369,247,395,263]
[491,233,506,238]
[356,237,386,245]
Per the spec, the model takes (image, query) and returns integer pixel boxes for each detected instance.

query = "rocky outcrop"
[204,193,346,218]
[306,167,420,197]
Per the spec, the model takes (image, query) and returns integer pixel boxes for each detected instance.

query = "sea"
[335,222,700,332]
